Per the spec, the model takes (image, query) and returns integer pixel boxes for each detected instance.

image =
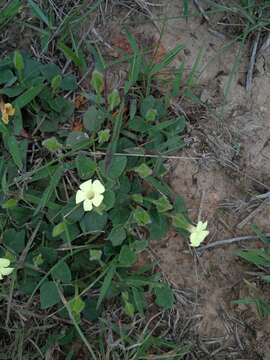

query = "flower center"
[86,190,95,200]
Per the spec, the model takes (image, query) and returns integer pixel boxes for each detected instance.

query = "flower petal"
[1,267,14,276]
[0,258,10,267]
[6,104,15,116]
[2,113,9,124]
[92,180,105,194]
[76,190,86,204]
[198,221,207,231]
[92,194,104,207]
[190,233,201,247]
[190,230,209,247]
[80,179,93,192]
[83,199,93,211]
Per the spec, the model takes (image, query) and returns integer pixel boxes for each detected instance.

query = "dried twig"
[246,31,261,91]
[81,150,209,161]
[198,233,270,252]
[260,32,270,52]
[18,221,42,266]
[237,198,270,229]
[193,0,209,22]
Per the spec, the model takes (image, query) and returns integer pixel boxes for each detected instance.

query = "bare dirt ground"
[102,1,270,358]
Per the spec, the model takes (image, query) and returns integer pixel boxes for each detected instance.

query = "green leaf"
[83,298,99,321]
[148,211,169,241]
[0,84,25,97]
[66,131,89,148]
[2,198,18,209]
[51,74,62,91]
[145,108,157,122]
[124,32,142,93]
[13,50,24,72]
[133,207,151,226]
[131,193,144,204]
[75,155,96,179]
[83,106,106,132]
[3,229,25,254]
[104,104,124,175]
[70,296,85,316]
[153,196,173,213]
[0,0,20,28]
[89,249,102,261]
[103,190,115,210]
[52,222,65,237]
[97,266,115,308]
[122,292,135,317]
[27,0,50,27]
[98,129,110,144]
[0,69,15,84]
[6,135,23,169]
[14,84,45,109]
[155,285,174,310]
[145,176,173,197]
[129,99,137,120]
[132,288,145,314]
[34,166,63,215]
[61,75,77,91]
[118,245,137,267]
[91,70,104,94]
[236,249,270,268]
[134,163,152,178]
[101,156,127,179]
[172,213,190,229]
[108,226,126,246]
[52,261,72,283]
[41,247,57,264]
[80,212,108,233]
[133,239,148,252]
[12,107,23,135]
[172,62,185,97]
[140,95,155,118]
[108,89,120,111]
[41,63,61,81]
[40,281,61,309]
[42,137,62,152]
[58,42,86,71]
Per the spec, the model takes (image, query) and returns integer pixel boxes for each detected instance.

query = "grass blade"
[97,265,116,309]
[104,103,124,174]
[27,0,50,28]
[56,282,97,360]
[172,62,185,97]
[33,165,63,215]
[0,0,20,29]
[14,84,45,109]
[149,44,184,76]
[5,134,23,169]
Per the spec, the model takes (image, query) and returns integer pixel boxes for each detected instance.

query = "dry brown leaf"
[74,95,87,110]
[72,119,83,132]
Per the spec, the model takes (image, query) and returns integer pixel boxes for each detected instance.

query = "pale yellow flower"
[1,103,15,124]
[0,258,14,280]
[188,221,209,247]
[76,179,105,212]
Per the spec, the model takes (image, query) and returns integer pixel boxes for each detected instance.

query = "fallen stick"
[246,31,261,91]
[193,0,209,22]
[198,233,270,252]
